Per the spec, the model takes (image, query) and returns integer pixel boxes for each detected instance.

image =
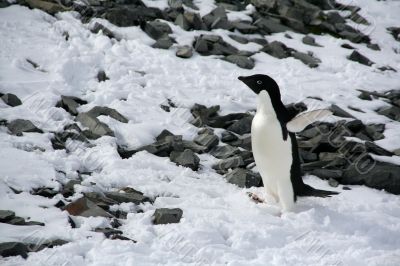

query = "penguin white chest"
[250,91,294,210]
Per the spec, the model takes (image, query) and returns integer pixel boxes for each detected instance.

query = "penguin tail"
[298,184,339,198]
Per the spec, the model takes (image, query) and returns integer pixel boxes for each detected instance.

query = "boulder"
[226,116,253,135]
[378,106,400,121]
[347,51,374,66]
[153,208,183,224]
[223,55,255,69]
[90,22,117,39]
[0,242,28,259]
[7,119,43,135]
[193,35,238,56]
[291,51,321,68]
[1,93,22,107]
[76,113,114,138]
[302,35,322,47]
[224,168,262,188]
[212,156,244,171]
[176,45,193,58]
[97,70,109,82]
[144,21,172,40]
[57,95,87,116]
[0,210,15,222]
[254,17,290,34]
[193,132,219,151]
[262,41,292,59]
[87,106,128,123]
[64,197,114,218]
[210,145,240,159]
[170,149,200,170]
[152,37,174,49]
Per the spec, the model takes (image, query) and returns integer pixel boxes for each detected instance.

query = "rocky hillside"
[1,0,400,265]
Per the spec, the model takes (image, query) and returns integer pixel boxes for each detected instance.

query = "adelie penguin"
[238,74,338,212]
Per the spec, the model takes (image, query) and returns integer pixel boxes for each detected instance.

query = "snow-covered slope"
[1,0,400,265]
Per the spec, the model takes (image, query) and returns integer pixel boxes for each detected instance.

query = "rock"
[1,93,22,107]
[0,210,15,222]
[347,51,374,66]
[90,22,117,39]
[97,70,109,82]
[144,20,172,40]
[6,216,26,225]
[25,0,69,15]
[202,6,232,30]
[193,132,219,152]
[365,142,393,156]
[299,150,318,162]
[51,131,87,150]
[153,208,183,224]
[210,145,240,159]
[174,13,190,30]
[64,197,114,218]
[0,242,28,259]
[262,41,292,59]
[328,178,339,187]
[223,55,255,69]
[228,135,252,150]
[57,95,87,116]
[251,0,277,9]
[387,27,400,42]
[330,104,356,118]
[341,43,355,49]
[32,187,58,198]
[254,17,290,34]
[190,103,220,127]
[183,12,205,30]
[224,168,262,188]
[76,113,114,138]
[302,35,322,47]
[152,37,174,49]
[104,6,163,27]
[309,169,343,179]
[342,162,400,194]
[221,131,238,142]
[170,149,200,170]
[61,180,81,197]
[291,51,321,68]
[193,35,238,56]
[212,156,244,171]
[207,112,248,128]
[104,191,149,205]
[226,116,252,135]
[232,21,258,34]
[94,227,125,239]
[229,35,249,44]
[378,106,400,121]
[155,129,174,141]
[87,106,128,122]
[7,119,43,135]
[367,43,380,51]
[176,45,193,58]
[182,140,207,154]
[365,124,385,141]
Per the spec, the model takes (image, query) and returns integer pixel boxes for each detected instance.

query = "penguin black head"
[238,74,281,100]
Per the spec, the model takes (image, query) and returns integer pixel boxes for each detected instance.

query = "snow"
[1,0,400,265]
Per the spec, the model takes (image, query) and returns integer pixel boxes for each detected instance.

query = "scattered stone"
[0,242,28,259]
[309,169,343,179]
[367,43,380,51]
[1,93,22,107]
[229,35,249,44]
[104,191,150,205]
[144,20,172,40]
[104,6,163,27]
[212,156,244,172]
[302,35,322,47]
[330,104,356,118]
[76,113,114,138]
[254,17,291,34]
[291,51,321,68]
[378,105,400,121]
[25,0,69,15]
[152,37,174,49]
[299,150,318,162]
[224,168,262,188]
[0,210,15,222]
[365,124,385,141]
[32,187,58,198]
[193,132,219,152]
[61,180,81,197]
[223,55,255,69]
[176,45,193,58]
[202,6,232,30]
[57,95,87,116]
[341,43,355,49]
[210,145,240,159]
[328,178,339,187]
[226,116,252,135]
[221,131,238,142]
[90,22,117,39]
[193,35,238,56]
[365,142,393,156]
[170,149,200,170]
[387,27,400,42]
[262,41,292,59]
[347,51,374,66]
[97,70,109,82]
[87,106,128,123]
[64,197,114,218]
[232,21,258,34]
[153,208,183,224]
[7,119,43,135]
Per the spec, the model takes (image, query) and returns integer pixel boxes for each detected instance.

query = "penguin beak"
[238,76,246,81]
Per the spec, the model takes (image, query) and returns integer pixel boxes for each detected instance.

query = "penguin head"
[238,74,281,100]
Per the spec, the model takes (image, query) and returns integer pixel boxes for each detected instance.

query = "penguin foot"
[247,192,265,204]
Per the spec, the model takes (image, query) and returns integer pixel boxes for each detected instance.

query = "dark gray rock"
[104,7,163,27]
[190,103,220,127]
[232,21,258,34]
[64,197,114,218]
[32,187,58,198]
[153,208,183,224]
[175,14,190,30]
[104,191,149,205]
[212,156,244,171]
[182,140,207,154]
[226,116,253,135]
[91,22,117,39]
[97,70,109,82]
[223,55,255,69]
[210,145,240,159]
[365,124,385,140]
[342,161,400,194]
[224,168,262,188]
[0,210,15,222]
[302,35,322,47]
[221,131,238,142]
[193,132,219,151]
[250,0,277,9]
[388,27,400,42]
[87,106,128,123]
[254,17,291,34]
[229,35,249,44]
[183,12,206,30]
[378,105,400,121]
[330,104,356,118]
[262,41,292,59]
[202,6,232,30]
[170,149,200,170]
[57,95,87,116]
[7,119,43,135]
[176,45,193,58]
[309,169,343,179]
[347,51,374,66]
[156,129,174,141]
[291,51,321,68]
[61,180,81,198]
[25,0,68,15]
[152,37,174,49]
[341,43,355,49]
[0,242,28,259]
[299,150,318,162]
[76,113,114,138]
[228,135,252,150]
[1,93,22,107]
[193,35,238,56]
[367,43,380,51]
[365,142,393,156]
[328,178,339,187]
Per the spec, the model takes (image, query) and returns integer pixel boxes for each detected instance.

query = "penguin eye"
[257,80,262,85]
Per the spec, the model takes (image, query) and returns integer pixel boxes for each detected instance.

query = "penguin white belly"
[251,113,295,211]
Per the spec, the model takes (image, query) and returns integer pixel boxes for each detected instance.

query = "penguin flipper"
[286,109,332,133]
[298,184,339,198]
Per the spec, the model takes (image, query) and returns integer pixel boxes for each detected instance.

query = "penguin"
[238,74,338,211]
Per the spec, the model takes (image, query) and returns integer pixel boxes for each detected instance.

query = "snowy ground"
[1,0,400,265]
